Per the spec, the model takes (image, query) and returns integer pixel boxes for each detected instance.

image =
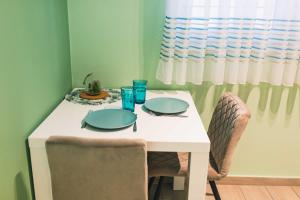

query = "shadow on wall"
[25,139,35,200]
[190,82,299,117]
[15,172,30,200]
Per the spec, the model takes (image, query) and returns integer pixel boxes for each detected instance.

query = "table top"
[29,90,210,152]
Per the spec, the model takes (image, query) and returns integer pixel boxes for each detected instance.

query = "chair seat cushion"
[178,152,223,180]
[177,152,188,176]
[148,152,183,177]
[148,152,222,180]
[148,152,188,177]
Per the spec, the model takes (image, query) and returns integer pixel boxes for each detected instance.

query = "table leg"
[186,152,209,200]
[30,147,53,200]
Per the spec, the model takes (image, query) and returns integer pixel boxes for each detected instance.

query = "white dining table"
[29,90,210,200]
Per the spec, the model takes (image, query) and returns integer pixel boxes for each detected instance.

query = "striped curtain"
[156,0,300,86]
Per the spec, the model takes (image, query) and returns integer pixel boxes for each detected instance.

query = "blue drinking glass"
[121,86,135,112]
[133,80,147,104]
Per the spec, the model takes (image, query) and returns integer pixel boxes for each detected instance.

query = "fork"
[133,114,137,132]
[133,121,137,132]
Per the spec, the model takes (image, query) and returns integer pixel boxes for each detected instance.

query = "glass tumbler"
[121,86,135,112]
[133,80,147,104]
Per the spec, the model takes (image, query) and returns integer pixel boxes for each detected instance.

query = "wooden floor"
[149,182,300,200]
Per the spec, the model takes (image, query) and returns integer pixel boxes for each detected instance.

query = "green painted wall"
[68,0,142,88]
[68,0,300,178]
[0,0,71,199]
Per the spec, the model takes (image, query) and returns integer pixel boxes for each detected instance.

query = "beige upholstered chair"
[46,136,148,200]
[148,93,251,200]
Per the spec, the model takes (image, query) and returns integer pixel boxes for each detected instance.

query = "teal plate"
[85,109,137,129]
[144,97,189,114]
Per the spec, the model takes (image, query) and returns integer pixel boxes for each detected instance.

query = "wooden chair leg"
[154,176,164,200]
[209,181,221,200]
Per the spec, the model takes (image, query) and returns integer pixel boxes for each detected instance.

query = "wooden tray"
[79,91,110,100]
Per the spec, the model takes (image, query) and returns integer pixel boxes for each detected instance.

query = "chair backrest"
[46,136,147,200]
[207,93,250,179]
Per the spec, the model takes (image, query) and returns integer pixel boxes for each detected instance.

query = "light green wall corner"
[0,0,71,199]
[68,0,300,178]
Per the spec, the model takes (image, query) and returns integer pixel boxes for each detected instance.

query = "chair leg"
[148,177,156,199]
[154,176,164,200]
[209,181,221,200]
[148,177,156,191]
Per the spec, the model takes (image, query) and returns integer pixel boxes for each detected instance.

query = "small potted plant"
[83,73,101,96]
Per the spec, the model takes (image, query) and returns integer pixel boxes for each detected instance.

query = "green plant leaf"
[83,73,93,85]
